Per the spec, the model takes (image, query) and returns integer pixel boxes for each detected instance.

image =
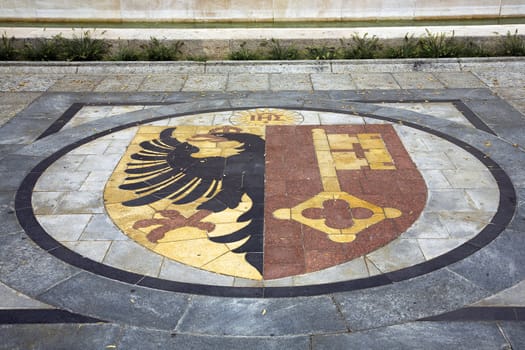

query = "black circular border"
[15,107,516,298]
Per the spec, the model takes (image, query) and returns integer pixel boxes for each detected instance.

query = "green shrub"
[111,43,143,61]
[144,37,184,61]
[23,37,62,61]
[498,30,525,56]
[456,39,490,57]
[57,30,110,61]
[305,45,340,60]
[417,29,459,58]
[185,54,208,62]
[342,33,382,59]
[268,39,300,60]
[0,33,18,60]
[385,34,419,58]
[229,42,264,60]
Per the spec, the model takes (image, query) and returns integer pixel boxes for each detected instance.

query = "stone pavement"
[0,57,524,349]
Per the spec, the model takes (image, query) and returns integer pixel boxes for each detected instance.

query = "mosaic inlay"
[32,107,500,289]
[104,114,426,280]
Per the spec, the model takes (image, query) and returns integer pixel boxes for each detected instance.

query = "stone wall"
[2,0,524,22]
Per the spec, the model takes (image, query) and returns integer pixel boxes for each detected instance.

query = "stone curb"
[0,57,524,74]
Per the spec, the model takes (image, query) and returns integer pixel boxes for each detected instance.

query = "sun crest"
[230,108,303,125]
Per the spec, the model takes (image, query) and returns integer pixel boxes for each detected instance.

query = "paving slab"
[0,58,524,348]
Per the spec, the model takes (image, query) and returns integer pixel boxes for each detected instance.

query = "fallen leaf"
[261,309,267,315]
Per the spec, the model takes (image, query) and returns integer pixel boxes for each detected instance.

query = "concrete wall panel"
[501,0,525,17]
[273,0,343,21]
[414,0,501,18]
[1,0,523,22]
[342,0,416,20]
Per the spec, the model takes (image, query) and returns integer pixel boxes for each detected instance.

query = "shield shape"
[104,110,427,281]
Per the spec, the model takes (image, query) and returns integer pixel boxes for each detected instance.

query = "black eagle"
[119,127,265,273]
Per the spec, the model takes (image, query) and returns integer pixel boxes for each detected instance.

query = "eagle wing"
[120,127,226,207]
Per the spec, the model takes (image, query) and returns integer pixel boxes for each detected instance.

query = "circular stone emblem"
[27,107,504,295]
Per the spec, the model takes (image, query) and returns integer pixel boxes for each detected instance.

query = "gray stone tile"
[270,73,312,91]
[227,73,270,91]
[465,189,500,212]
[434,72,487,88]
[0,117,53,144]
[233,278,263,287]
[48,75,105,92]
[0,92,42,105]
[450,228,525,293]
[319,111,364,125]
[104,140,133,154]
[69,139,111,155]
[167,113,215,125]
[426,190,478,212]
[410,151,456,170]
[475,280,525,306]
[312,322,509,350]
[493,87,525,100]
[462,100,525,138]
[0,191,15,212]
[0,74,59,92]
[39,271,190,329]
[0,282,53,309]
[311,73,356,90]
[262,276,294,287]
[175,295,347,336]
[76,153,122,171]
[140,74,187,91]
[438,211,492,239]
[333,268,488,330]
[351,73,400,89]
[473,70,525,88]
[34,170,89,191]
[402,212,450,239]
[366,239,426,272]
[508,99,525,116]
[46,154,86,172]
[393,72,445,89]
[0,154,44,172]
[120,327,310,350]
[94,75,146,92]
[182,74,228,91]
[419,170,452,188]
[37,214,92,241]
[0,171,28,191]
[103,241,163,276]
[107,105,147,116]
[300,110,321,124]
[386,102,471,126]
[80,214,127,241]
[442,170,496,188]
[0,324,122,350]
[0,211,22,235]
[63,240,112,262]
[0,104,25,127]
[418,238,466,260]
[501,322,525,350]
[293,257,369,285]
[159,259,234,286]
[0,234,78,296]
[55,191,105,214]
[364,257,383,276]
[445,148,490,170]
